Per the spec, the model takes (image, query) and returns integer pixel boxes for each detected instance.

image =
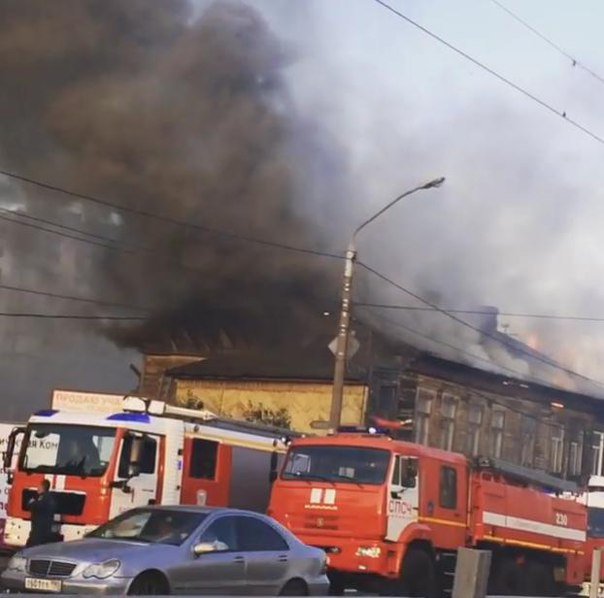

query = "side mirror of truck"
[127,463,141,479]
[401,476,417,489]
[269,452,278,484]
[3,427,26,482]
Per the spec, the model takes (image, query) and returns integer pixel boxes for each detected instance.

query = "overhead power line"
[363,306,584,427]
[358,304,528,379]
[0,168,344,261]
[371,0,604,146]
[0,209,224,277]
[490,0,604,86]
[0,312,146,320]
[0,210,130,253]
[355,302,604,323]
[356,260,604,390]
[0,283,150,313]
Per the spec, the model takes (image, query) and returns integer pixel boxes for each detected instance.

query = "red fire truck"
[268,427,590,597]
[3,397,291,548]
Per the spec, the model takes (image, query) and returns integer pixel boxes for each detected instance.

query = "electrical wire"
[0,207,126,246]
[371,0,604,146]
[356,260,604,389]
[0,312,146,320]
[358,304,528,378]
[0,210,222,277]
[355,301,604,323]
[489,0,604,86]
[0,283,150,313]
[0,211,130,253]
[362,306,591,430]
[0,168,344,261]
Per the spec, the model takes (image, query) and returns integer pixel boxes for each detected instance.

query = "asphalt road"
[0,555,579,597]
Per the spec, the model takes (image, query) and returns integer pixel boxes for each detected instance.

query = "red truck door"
[420,458,467,549]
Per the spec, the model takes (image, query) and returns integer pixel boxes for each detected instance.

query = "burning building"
[133,306,604,484]
[1,0,604,487]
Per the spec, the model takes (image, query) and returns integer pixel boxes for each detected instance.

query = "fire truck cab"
[269,428,587,596]
[4,397,290,548]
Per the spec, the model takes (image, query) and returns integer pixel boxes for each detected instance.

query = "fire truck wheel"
[278,579,309,596]
[398,547,438,598]
[491,558,522,595]
[127,571,170,595]
[523,562,556,597]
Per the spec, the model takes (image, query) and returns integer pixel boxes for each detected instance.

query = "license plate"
[25,578,62,592]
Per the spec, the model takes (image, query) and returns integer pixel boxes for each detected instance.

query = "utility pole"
[328,177,445,431]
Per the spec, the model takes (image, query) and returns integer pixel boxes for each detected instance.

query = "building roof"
[167,349,367,383]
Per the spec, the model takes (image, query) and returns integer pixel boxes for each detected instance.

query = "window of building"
[592,432,604,476]
[415,388,435,446]
[490,409,506,459]
[440,394,458,452]
[520,416,536,467]
[440,466,457,509]
[377,384,398,418]
[569,431,584,477]
[551,425,565,474]
[189,439,219,480]
[467,404,483,457]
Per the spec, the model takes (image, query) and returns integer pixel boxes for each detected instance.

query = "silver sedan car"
[1,506,329,595]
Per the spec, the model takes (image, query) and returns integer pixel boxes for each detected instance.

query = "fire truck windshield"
[20,424,117,477]
[282,445,390,485]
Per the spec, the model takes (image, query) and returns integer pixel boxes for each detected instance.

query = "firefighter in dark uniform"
[26,479,57,547]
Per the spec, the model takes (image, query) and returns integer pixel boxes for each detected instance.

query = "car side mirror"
[193,541,228,556]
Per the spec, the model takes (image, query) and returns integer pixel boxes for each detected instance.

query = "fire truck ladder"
[122,396,299,442]
[474,456,580,494]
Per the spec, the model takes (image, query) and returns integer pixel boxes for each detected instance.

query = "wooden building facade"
[140,348,604,484]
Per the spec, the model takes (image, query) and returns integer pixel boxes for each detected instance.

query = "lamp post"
[328,177,446,431]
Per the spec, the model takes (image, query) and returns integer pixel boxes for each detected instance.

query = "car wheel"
[128,571,170,595]
[279,579,309,596]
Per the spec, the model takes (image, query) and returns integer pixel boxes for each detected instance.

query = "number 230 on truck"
[268,427,593,597]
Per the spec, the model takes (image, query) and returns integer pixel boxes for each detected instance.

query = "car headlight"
[82,559,120,579]
[6,555,27,573]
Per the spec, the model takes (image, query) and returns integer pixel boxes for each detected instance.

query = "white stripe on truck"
[483,511,586,542]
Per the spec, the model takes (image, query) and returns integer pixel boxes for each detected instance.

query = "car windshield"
[89,509,207,546]
[282,445,391,485]
[589,507,604,539]
[20,424,116,477]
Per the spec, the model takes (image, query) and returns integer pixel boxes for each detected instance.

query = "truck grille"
[28,559,76,578]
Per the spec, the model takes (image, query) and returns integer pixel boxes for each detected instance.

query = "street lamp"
[328,176,446,431]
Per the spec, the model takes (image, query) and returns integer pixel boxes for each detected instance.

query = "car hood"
[22,538,177,563]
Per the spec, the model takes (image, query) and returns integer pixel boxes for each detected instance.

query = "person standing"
[26,479,57,547]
